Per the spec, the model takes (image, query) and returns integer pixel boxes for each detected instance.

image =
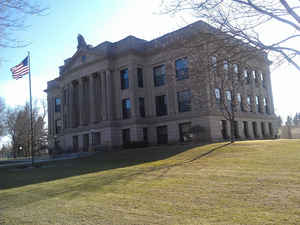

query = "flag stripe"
[10,56,30,79]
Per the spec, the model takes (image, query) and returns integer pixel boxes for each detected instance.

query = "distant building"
[45,20,278,152]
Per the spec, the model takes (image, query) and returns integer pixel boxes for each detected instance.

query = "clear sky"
[0,0,299,123]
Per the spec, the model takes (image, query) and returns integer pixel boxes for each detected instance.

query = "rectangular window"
[225,90,232,110]
[175,58,188,80]
[261,122,266,138]
[179,122,192,142]
[244,69,250,84]
[243,121,249,138]
[211,56,217,71]
[73,136,78,152]
[252,121,259,138]
[221,120,228,139]
[139,97,145,117]
[153,65,166,87]
[268,123,273,136]
[234,121,239,139]
[120,68,129,89]
[224,60,229,72]
[55,119,62,134]
[55,98,61,112]
[137,68,143,88]
[237,93,241,108]
[233,64,239,73]
[255,96,260,112]
[157,125,168,144]
[143,128,148,144]
[83,133,89,152]
[122,128,131,145]
[155,95,168,116]
[263,97,269,114]
[247,96,252,112]
[215,88,221,105]
[177,90,192,112]
[122,98,131,119]
[92,132,101,145]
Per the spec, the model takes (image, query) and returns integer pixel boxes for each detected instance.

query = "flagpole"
[28,51,34,166]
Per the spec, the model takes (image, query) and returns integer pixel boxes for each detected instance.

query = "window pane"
[120,68,129,89]
[177,90,192,112]
[153,65,166,87]
[175,58,188,80]
[55,98,61,112]
[156,95,168,116]
[137,68,143,88]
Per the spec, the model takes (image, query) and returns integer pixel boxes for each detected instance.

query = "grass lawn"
[1,139,300,225]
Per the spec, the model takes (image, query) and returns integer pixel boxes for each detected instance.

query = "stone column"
[79,78,85,126]
[89,74,96,123]
[101,71,108,120]
[106,70,113,120]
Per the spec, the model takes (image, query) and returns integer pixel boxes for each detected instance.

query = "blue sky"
[0,0,299,122]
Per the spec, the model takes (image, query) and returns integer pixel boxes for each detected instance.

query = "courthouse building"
[46,20,278,152]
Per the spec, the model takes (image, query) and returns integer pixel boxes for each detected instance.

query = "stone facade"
[45,20,279,152]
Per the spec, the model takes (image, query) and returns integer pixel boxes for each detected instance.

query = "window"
[255,96,260,112]
[268,123,273,136]
[243,121,249,138]
[83,133,89,152]
[233,64,239,73]
[122,98,131,119]
[92,132,101,145]
[247,96,252,112]
[226,90,232,101]
[261,122,266,138]
[157,126,168,144]
[143,128,148,144]
[120,68,129,89]
[139,97,145,117]
[237,93,244,111]
[244,69,250,84]
[252,70,256,81]
[137,68,143,88]
[215,88,221,105]
[221,120,228,139]
[55,119,62,134]
[179,122,192,142]
[175,58,188,80]
[252,121,259,138]
[262,73,266,88]
[177,90,192,112]
[81,55,86,63]
[263,97,269,114]
[224,60,229,72]
[122,129,131,145]
[234,121,239,139]
[73,136,78,152]
[55,98,61,112]
[155,95,168,116]
[211,56,217,71]
[153,65,166,87]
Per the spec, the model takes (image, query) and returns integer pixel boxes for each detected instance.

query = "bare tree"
[0,0,47,48]
[161,0,300,71]
[5,102,48,158]
[0,97,6,137]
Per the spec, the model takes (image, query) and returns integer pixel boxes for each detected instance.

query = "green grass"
[1,139,300,225]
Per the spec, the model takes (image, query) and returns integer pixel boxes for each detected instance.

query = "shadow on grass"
[188,143,231,163]
[0,143,195,190]
[0,142,231,190]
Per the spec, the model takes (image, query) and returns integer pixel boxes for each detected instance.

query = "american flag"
[10,56,30,80]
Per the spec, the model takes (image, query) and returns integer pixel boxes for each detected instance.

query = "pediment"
[63,49,98,73]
